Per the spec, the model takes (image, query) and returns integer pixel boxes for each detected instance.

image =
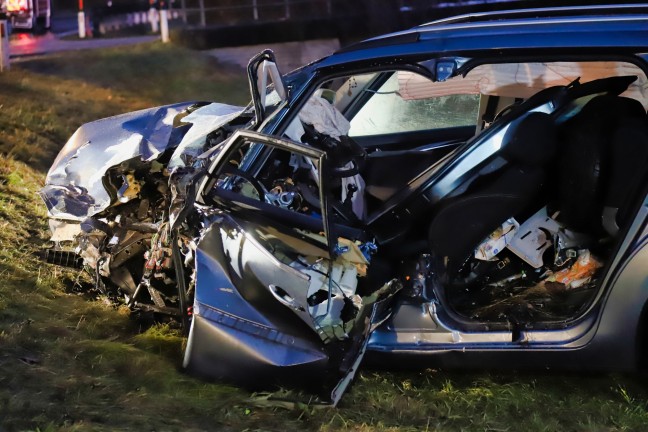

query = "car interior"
[431,87,648,327]
[214,60,648,332]
[375,66,648,329]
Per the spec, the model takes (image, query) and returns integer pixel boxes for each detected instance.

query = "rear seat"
[557,94,648,236]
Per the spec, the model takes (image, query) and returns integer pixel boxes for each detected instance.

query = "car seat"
[557,94,648,236]
[605,114,648,235]
[428,112,557,280]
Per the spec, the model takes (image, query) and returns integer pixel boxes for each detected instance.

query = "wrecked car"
[40,4,648,404]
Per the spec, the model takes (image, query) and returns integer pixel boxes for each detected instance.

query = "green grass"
[2,42,648,431]
[1,42,249,172]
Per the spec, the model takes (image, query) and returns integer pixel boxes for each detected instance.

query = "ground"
[1,43,648,431]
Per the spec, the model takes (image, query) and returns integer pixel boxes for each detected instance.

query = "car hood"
[40,101,244,221]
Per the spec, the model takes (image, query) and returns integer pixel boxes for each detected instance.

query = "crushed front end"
[39,98,401,404]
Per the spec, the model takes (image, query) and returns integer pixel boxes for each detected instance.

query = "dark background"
[49,0,648,48]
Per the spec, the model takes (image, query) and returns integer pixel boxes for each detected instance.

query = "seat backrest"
[429,112,556,278]
[557,95,647,235]
[500,111,557,167]
[604,108,648,235]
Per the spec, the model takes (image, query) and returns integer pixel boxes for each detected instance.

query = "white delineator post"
[77,12,86,38]
[78,0,86,38]
[284,0,290,19]
[252,0,259,21]
[0,20,10,72]
[160,8,169,43]
[149,7,159,33]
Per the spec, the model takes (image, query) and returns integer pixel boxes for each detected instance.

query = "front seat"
[428,112,557,280]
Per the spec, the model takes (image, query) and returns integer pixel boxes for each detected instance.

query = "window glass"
[349,73,480,137]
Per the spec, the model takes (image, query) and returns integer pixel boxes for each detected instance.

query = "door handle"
[268,284,305,312]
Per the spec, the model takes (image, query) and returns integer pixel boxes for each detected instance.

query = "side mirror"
[247,50,288,124]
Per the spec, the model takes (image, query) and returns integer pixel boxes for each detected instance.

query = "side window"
[348,72,480,137]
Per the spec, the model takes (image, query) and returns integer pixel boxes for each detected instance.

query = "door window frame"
[199,130,336,257]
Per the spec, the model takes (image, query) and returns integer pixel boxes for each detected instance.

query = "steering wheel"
[300,124,367,178]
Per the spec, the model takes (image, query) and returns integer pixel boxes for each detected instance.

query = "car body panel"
[40,102,193,221]
[367,188,648,371]
[327,15,648,68]
[184,219,330,385]
[39,101,246,222]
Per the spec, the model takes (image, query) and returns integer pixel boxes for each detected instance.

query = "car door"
[185,130,400,404]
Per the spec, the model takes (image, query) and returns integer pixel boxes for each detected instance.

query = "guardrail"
[173,0,524,28]
[97,9,182,35]
[178,0,333,27]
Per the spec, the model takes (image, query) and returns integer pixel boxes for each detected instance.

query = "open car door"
[247,50,288,125]
[184,130,401,404]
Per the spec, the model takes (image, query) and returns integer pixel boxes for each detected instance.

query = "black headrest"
[577,95,646,124]
[501,112,556,166]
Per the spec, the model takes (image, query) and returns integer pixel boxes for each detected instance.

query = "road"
[8,11,157,59]
[6,10,339,69]
[9,32,157,59]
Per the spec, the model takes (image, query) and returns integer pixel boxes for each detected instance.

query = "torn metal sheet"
[168,103,245,171]
[40,102,194,221]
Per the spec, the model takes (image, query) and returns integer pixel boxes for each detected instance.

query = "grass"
[2,42,648,431]
[1,42,249,171]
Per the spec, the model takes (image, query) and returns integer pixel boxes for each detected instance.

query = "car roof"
[418,3,648,27]
[318,4,648,69]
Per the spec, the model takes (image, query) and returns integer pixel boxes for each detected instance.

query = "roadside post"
[198,0,205,27]
[180,0,187,24]
[149,3,159,33]
[160,1,169,43]
[0,20,9,72]
[78,0,86,38]
[284,0,290,19]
